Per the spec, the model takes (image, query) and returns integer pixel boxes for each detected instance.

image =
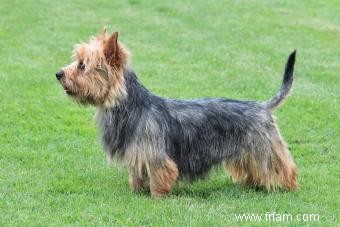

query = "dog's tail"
[262,50,296,111]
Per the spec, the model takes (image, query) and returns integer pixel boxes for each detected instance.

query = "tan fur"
[127,155,179,197]
[225,129,298,191]
[123,145,179,196]
[59,31,130,108]
[149,159,179,197]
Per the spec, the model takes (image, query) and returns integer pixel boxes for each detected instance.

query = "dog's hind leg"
[268,135,298,190]
[225,130,297,191]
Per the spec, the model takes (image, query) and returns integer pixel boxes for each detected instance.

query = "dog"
[56,29,298,197]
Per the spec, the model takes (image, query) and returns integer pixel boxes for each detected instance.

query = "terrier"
[56,29,298,197]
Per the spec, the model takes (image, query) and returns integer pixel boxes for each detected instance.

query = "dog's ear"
[103,31,119,66]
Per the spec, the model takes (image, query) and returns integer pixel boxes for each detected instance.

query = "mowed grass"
[0,0,339,225]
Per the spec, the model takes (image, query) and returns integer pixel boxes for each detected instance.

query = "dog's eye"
[78,61,85,70]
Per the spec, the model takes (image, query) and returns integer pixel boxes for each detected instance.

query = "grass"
[0,0,339,226]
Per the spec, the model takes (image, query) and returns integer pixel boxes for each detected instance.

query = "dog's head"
[56,29,129,107]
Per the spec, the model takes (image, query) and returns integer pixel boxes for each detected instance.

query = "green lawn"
[0,0,339,226]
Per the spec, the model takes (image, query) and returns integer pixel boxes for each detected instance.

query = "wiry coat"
[57,31,297,197]
[98,68,271,180]
[97,51,297,185]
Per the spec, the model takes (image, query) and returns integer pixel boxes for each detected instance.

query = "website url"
[234,212,320,222]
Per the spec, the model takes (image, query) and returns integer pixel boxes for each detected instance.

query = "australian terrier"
[56,29,298,197]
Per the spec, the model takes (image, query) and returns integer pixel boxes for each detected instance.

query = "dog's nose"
[56,70,64,80]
